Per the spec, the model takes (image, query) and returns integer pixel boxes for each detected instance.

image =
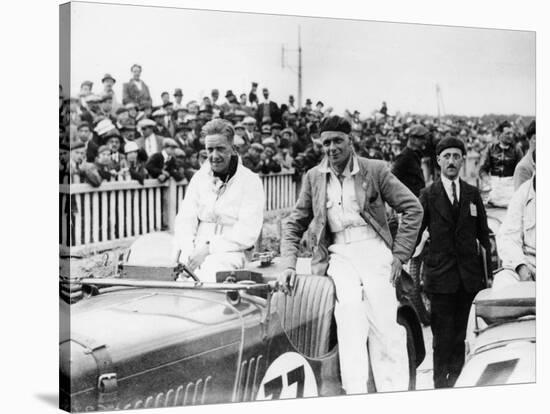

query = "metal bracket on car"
[70,333,118,409]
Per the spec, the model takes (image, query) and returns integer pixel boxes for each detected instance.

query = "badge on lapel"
[470,203,477,217]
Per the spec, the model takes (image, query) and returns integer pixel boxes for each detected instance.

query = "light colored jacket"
[281,156,423,275]
[174,160,265,262]
[497,177,536,272]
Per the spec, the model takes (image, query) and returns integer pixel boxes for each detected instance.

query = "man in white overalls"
[174,119,265,282]
[280,115,423,394]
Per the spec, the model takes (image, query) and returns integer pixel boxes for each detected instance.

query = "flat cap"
[251,143,264,151]
[436,137,466,155]
[94,119,116,136]
[162,138,179,148]
[124,141,139,153]
[102,73,116,83]
[71,142,84,150]
[408,125,429,137]
[152,108,167,117]
[174,88,183,96]
[97,145,111,154]
[137,118,156,128]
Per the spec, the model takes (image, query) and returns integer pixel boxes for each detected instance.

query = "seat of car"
[474,282,536,326]
[271,275,336,359]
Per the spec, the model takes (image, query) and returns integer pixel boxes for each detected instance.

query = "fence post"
[163,178,177,233]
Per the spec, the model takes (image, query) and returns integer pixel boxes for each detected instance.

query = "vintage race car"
[455,281,535,387]
[60,233,425,412]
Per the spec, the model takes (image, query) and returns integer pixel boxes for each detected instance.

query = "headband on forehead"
[320,131,349,141]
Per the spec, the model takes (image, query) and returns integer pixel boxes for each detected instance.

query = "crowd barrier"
[59,170,297,254]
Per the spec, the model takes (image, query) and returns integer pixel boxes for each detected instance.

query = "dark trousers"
[429,284,476,388]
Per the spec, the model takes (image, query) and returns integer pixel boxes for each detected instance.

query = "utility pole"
[298,26,302,110]
[282,25,303,109]
[436,84,446,118]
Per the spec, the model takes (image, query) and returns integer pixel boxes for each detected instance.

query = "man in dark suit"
[418,137,491,389]
[145,138,184,182]
[256,87,281,125]
[122,64,152,107]
[391,124,428,197]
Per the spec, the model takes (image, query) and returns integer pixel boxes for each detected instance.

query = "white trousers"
[492,268,520,290]
[327,238,409,394]
[196,252,246,283]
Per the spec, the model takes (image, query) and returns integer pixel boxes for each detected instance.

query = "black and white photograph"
[4,1,548,414]
[56,1,539,412]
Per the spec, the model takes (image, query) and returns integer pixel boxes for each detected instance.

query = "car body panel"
[458,282,535,388]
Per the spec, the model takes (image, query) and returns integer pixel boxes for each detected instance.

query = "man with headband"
[280,115,423,394]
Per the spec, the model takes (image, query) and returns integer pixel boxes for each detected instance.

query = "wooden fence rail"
[59,171,297,254]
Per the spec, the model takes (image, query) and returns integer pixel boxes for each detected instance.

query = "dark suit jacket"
[418,179,492,294]
[282,156,423,275]
[122,79,152,107]
[391,147,425,197]
[145,153,184,181]
[256,101,281,124]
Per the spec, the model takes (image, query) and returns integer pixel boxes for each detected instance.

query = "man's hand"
[187,244,210,271]
[278,268,297,295]
[158,172,168,182]
[516,264,535,282]
[390,256,403,287]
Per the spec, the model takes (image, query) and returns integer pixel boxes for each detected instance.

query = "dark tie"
[451,181,459,214]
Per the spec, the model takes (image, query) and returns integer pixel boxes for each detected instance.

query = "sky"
[66,2,535,117]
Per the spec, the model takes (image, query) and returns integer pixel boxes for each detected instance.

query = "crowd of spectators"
[59,63,535,188]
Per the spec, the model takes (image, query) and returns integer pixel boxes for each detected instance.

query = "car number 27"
[256,352,319,400]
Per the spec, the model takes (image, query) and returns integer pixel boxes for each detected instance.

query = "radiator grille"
[235,355,264,402]
[115,376,212,410]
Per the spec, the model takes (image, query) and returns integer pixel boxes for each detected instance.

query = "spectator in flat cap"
[101,73,120,111]
[243,116,260,143]
[304,98,313,112]
[104,131,124,171]
[285,95,297,115]
[391,124,429,197]
[72,121,91,148]
[119,141,148,184]
[122,64,152,107]
[248,82,259,108]
[173,88,185,110]
[79,80,93,108]
[80,145,113,187]
[99,94,116,122]
[210,89,221,112]
[237,93,253,116]
[513,120,536,189]
[160,91,171,106]
[146,138,184,182]
[256,87,281,125]
[152,108,171,137]
[68,142,86,183]
[242,143,264,173]
[136,118,164,158]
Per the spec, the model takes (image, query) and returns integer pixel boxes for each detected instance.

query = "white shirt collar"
[441,175,460,201]
[319,154,360,177]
